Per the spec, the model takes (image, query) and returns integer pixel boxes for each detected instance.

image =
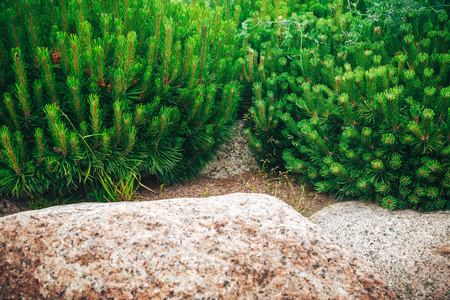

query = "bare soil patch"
[0,170,337,218]
[139,170,337,218]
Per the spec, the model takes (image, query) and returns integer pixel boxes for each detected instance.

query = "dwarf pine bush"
[245,2,450,211]
[0,0,242,198]
[202,0,332,27]
[241,2,354,168]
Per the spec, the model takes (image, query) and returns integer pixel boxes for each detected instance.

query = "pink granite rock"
[0,193,396,299]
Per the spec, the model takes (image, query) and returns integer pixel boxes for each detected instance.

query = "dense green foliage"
[242,1,359,167]
[1,0,449,212]
[0,0,242,198]
[203,0,330,21]
[245,2,450,211]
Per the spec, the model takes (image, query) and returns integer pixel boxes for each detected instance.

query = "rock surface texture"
[310,201,450,300]
[201,121,259,178]
[0,193,395,299]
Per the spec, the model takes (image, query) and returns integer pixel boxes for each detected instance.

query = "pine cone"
[51,51,61,65]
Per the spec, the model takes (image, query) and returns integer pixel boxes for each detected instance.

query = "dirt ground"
[0,170,338,219]
[136,170,337,218]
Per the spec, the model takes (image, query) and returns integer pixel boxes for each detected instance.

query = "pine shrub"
[0,0,242,199]
[243,1,358,169]
[245,2,450,211]
[203,0,333,28]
